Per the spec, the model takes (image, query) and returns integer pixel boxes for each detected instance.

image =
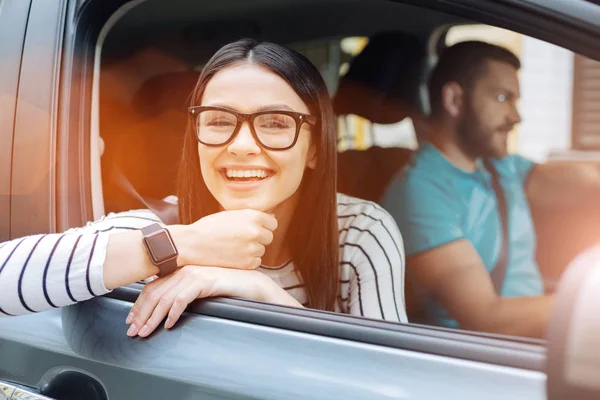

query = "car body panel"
[0,297,546,399]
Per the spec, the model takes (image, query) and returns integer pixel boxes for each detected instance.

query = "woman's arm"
[0,210,168,316]
[0,206,277,316]
[341,203,408,323]
[0,233,112,316]
[0,208,278,317]
[125,266,303,337]
[95,208,278,286]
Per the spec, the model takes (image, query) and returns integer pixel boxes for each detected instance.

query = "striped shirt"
[0,194,407,322]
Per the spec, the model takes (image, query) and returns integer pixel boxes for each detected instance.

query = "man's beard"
[456,104,510,160]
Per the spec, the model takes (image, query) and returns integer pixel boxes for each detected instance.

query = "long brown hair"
[177,39,339,311]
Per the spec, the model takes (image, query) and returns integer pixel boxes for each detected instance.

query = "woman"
[0,39,406,335]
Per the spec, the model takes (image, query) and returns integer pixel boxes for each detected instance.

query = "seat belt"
[111,166,180,225]
[483,159,509,295]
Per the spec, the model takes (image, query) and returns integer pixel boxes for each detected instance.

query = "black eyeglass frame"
[188,106,317,151]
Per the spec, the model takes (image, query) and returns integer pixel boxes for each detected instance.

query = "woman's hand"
[171,210,278,270]
[125,265,302,337]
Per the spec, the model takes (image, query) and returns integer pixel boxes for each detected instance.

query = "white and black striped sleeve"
[0,209,162,317]
[339,199,407,323]
[0,232,109,317]
[64,209,163,235]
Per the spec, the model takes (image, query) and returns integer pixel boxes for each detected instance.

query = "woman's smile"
[218,166,276,191]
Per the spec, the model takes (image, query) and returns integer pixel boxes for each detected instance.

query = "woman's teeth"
[225,169,269,181]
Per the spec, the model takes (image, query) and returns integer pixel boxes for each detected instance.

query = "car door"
[1,0,600,399]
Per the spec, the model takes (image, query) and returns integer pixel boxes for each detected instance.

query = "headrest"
[132,71,200,117]
[333,32,424,124]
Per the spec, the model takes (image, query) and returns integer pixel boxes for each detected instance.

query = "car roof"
[103,0,468,65]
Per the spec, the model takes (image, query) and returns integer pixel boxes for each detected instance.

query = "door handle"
[1,381,55,400]
[2,368,107,400]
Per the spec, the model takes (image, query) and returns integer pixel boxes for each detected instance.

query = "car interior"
[97,0,460,212]
[95,0,600,333]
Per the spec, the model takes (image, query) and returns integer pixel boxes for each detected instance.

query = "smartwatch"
[141,223,178,277]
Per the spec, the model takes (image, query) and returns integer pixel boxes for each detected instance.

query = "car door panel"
[0,295,546,399]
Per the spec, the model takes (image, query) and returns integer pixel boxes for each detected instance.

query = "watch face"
[144,230,177,264]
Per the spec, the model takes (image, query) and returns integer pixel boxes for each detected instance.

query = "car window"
[98,9,412,324]
[91,0,600,347]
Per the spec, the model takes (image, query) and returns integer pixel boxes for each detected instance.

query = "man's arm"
[408,239,552,338]
[526,161,600,209]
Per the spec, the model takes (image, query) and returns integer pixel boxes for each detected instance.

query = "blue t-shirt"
[382,142,544,328]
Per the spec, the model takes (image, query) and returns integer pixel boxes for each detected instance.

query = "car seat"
[333,31,427,203]
[101,70,199,215]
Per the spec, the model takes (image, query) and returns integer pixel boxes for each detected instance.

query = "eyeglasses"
[188,106,317,151]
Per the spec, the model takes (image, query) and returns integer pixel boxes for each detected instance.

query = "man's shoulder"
[392,146,453,186]
[382,152,464,223]
[385,153,455,204]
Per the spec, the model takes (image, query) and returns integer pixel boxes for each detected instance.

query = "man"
[382,41,600,338]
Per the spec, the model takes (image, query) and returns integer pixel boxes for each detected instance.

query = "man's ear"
[441,82,464,118]
[306,142,317,169]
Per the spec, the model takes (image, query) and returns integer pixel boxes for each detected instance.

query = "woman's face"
[197,63,316,213]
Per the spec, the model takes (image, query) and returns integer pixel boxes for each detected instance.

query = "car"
[1,0,600,398]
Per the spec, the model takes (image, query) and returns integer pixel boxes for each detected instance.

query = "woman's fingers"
[258,212,278,232]
[127,276,164,324]
[136,288,180,337]
[127,272,184,337]
[258,227,274,246]
[164,280,210,329]
[126,267,270,337]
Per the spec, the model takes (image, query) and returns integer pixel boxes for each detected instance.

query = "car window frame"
[110,284,546,371]
[10,0,67,238]
[406,0,600,59]
[57,0,600,371]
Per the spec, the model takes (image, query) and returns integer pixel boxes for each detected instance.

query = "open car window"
[85,0,600,351]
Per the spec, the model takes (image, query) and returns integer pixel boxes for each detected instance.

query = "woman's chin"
[218,198,276,213]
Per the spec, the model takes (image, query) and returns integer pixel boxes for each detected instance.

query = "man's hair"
[428,41,521,117]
